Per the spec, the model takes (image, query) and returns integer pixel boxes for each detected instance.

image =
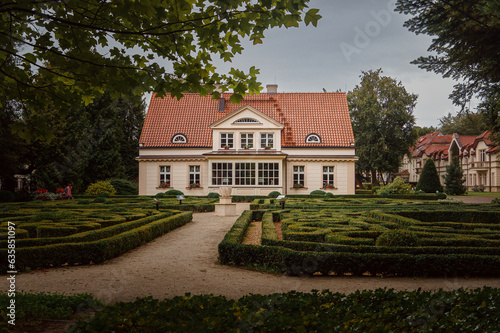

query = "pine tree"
[416,159,444,193]
[444,156,467,195]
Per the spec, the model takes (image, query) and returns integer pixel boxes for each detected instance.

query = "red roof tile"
[140,92,355,148]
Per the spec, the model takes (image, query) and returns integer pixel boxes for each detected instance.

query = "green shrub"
[379,190,389,198]
[77,199,90,205]
[85,181,116,196]
[268,191,281,198]
[325,192,334,198]
[376,177,412,195]
[104,200,115,204]
[310,190,326,196]
[416,159,444,193]
[165,189,184,196]
[68,289,500,332]
[207,192,220,198]
[0,190,14,203]
[492,198,500,205]
[375,229,420,247]
[436,192,447,199]
[97,192,111,197]
[155,193,166,198]
[92,197,106,203]
[108,178,138,195]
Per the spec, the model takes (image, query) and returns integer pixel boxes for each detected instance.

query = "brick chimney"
[266,84,278,94]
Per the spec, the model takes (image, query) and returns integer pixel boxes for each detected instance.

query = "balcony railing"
[470,162,488,169]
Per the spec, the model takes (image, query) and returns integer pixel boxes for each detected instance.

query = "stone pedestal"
[215,186,236,216]
[215,202,237,216]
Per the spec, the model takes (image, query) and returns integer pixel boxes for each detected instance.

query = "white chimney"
[266,84,278,94]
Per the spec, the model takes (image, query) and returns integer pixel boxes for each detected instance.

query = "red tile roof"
[140,92,355,148]
[411,130,499,158]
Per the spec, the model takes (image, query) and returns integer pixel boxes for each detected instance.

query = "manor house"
[137,85,357,196]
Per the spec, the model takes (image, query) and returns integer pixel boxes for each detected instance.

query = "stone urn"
[219,187,232,204]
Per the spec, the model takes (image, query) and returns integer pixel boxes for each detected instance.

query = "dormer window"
[234,118,261,124]
[305,134,321,144]
[171,133,187,144]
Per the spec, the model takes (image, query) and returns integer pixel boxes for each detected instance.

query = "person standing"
[65,184,73,199]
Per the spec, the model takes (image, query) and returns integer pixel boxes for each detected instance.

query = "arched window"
[305,134,321,144]
[171,133,187,144]
[233,118,261,124]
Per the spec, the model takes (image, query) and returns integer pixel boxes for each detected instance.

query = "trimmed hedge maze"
[219,202,500,277]
[0,198,199,271]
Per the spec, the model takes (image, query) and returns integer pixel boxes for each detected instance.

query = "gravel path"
[3,203,500,304]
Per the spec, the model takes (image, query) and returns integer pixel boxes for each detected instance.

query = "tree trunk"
[371,170,380,186]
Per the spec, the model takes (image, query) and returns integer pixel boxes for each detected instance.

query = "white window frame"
[240,133,254,148]
[221,133,234,148]
[322,166,335,188]
[159,166,171,187]
[212,163,233,185]
[235,163,256,185]
[261,133,274,149]
[305,134,321,144]
[189,165,201,186]
[234,118,261,124]
[171,134,187,144]
[258,163,279,185]
[293,165,305,186]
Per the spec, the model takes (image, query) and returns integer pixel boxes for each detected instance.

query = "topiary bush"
[92,197,106,203]
[416,159,444,193]
[97,192,111,197]
[155,193,166,198]
[165,189,184,196]
[108,179,138,195]
[207,192,220,198]
[77,199,90,205]
[85,181,116,196]
[325,192,334,198]
[0,190,14,203]
[375,229,420,247]
[268,191,281,198]
[310,190,326,196]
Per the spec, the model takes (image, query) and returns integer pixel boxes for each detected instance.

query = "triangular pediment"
[209,105,284,129]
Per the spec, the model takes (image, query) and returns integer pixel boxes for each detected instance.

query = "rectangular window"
[240,133,254,148]
[480,150,486,162]
[159,166,171,187]
[258,163,279,185]
[235,163,256,185]
[323,166,335,187]
[189,166,201,186]
[212,163,232,185]
[293,166,305,186]
[221,133,233,148]
[261,133,274,148]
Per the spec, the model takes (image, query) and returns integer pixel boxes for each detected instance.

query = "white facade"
[138,105,357,196]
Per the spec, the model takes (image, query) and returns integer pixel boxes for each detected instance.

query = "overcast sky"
[207,0,469,128]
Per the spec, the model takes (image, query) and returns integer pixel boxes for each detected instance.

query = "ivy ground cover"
[0,196,217,271]
[220,198,500,277]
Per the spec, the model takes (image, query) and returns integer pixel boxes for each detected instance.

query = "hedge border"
[218,210,500,277]
[0,211,192,271]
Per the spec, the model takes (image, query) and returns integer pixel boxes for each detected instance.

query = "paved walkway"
[451,196,499,203]
[3,203,500,303]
